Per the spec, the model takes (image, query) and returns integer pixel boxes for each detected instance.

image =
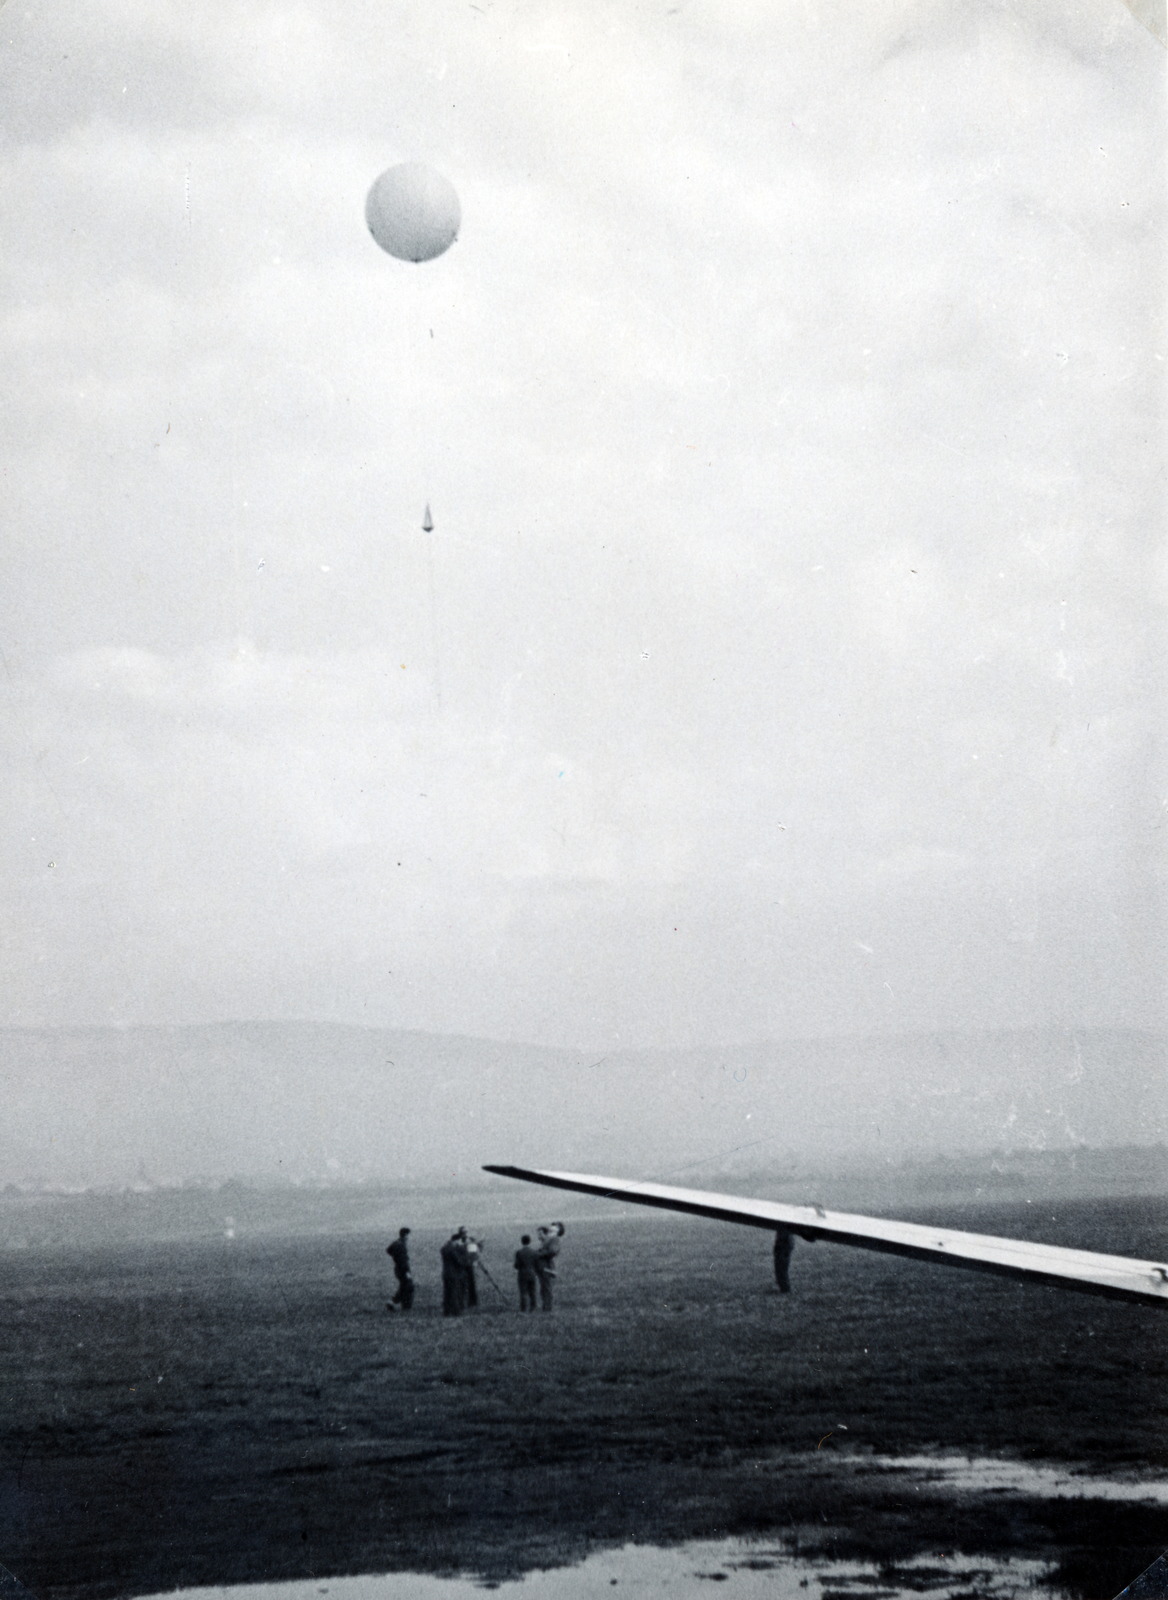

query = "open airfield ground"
[2,1193,1166,1600]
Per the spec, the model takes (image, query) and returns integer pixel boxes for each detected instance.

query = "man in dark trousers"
[514,1234,540,1312]
[386,1227,413,1311]
[773,1227,795,1293]
[440,1231,470,1316]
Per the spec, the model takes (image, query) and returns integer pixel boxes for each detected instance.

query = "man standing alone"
[386,1227,414,1311]
[773,1227,794,1294]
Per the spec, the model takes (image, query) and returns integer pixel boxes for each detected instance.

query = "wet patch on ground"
[133,1543,1061,1600]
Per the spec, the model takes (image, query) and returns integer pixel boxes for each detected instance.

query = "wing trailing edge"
[483,1164,1168,1308]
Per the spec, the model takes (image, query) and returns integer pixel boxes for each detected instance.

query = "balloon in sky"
[365,163,461,263]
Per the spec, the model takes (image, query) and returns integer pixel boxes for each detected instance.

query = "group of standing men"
[513,1223,563,1312]
[385,1221,566,1315]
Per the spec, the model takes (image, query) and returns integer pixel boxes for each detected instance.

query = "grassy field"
[2,1196,1166,1600]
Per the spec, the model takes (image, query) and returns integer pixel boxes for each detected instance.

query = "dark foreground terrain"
[1,1195,1166,1600]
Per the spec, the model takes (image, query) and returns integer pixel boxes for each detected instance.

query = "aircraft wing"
[483,1165,1168,1307]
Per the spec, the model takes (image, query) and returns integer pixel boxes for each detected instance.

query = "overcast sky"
[2,0,1164,1051]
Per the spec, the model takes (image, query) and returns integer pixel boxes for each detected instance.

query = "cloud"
[1,617,1160,1044]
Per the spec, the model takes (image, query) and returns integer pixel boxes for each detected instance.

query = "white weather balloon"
[365,163,461,263]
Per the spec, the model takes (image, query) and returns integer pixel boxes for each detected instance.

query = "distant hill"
[729,1142,1168,1212]
[0,1146,1163,1256]
[0,1021,1164,1190]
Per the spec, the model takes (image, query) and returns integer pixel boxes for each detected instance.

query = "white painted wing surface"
[483,1165,1168,1307]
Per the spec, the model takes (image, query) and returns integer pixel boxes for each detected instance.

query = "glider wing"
[483,1165,1168,1307]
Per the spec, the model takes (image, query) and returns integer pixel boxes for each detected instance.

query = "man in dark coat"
[514,1234,539,1312]
[773,1227,794,1293]
[460,1228,480,1308]
[440,1232,470,1316]
[386,1227,413,1311]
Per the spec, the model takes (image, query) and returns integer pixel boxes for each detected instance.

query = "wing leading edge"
[483,1165,1168,1307]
